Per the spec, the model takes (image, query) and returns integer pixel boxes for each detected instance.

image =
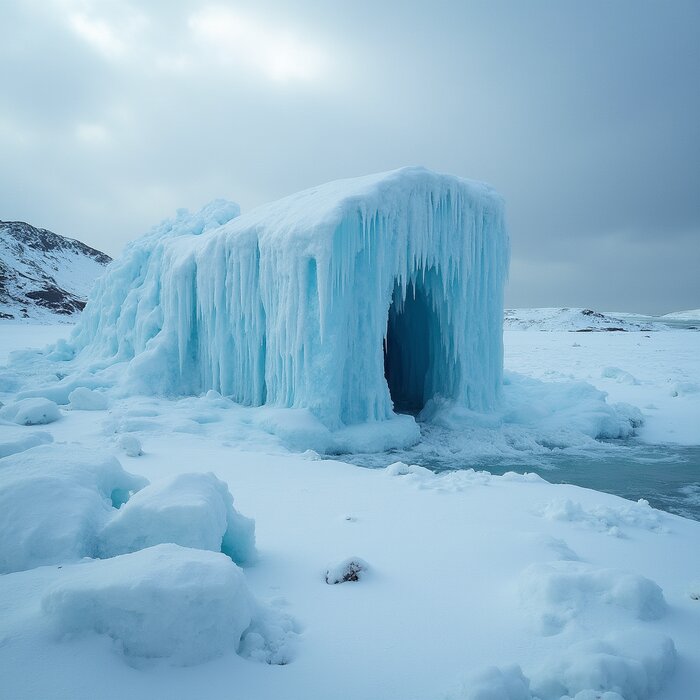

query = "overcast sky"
[1,0,698,313]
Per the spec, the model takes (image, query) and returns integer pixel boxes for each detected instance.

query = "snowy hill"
[504,307,646,332]
[0,221,111,321]
[662,308,700,321]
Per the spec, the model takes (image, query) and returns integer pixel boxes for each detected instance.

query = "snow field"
[1,322,699,698]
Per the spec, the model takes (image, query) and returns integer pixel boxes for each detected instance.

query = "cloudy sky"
[1,0,698,313]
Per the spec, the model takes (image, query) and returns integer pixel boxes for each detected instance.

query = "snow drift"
[70,168,508,430]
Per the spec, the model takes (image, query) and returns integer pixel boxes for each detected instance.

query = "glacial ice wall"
[71,167,509,429]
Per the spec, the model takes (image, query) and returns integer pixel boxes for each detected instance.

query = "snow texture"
[69,387,109,410]
[99,472,256,565]
[451,631,676,700]
[118,434,143,456]
[0,428,52,458]
[70,168,508,429]
[42,544,253,665]
[518,561,667,636]
[0,445,147,573]
[0,397,61,425]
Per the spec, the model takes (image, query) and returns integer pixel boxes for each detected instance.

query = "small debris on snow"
[325,557,369,584]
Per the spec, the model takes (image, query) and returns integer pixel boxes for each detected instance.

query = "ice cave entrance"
[384,277,445,415]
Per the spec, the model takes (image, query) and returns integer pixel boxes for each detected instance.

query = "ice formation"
[70,168,508,429]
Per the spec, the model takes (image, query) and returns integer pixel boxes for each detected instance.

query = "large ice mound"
[70,167,508,430]
[0,445,147,573]
[99,472,256,565]
[42,544,253,665]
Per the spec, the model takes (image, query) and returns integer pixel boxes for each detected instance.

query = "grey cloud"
[1,0,698,313]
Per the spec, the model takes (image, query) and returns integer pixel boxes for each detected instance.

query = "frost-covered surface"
[99,472,256,565]
[0,445,146,573]
[0,220,110,321]
[69,168,508,430]
[42,544,254,666]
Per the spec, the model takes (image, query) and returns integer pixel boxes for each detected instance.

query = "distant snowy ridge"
[0,220,111,321]
[662,308,700,321]
[504,307,646,332]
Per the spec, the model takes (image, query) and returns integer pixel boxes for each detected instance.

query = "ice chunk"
[99,472,256,565]
[0,397,60,425]
[0,445,147,573]
[68,387,109,411]
[42,544,253,666]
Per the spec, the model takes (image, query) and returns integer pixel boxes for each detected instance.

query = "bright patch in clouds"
[75,123,110,145]
[68,12,125,59]
[189,7,326,82]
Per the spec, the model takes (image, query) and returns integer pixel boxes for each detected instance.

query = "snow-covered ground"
[1,322,699,700]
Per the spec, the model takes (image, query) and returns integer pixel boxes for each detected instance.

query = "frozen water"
[69,168,508,431]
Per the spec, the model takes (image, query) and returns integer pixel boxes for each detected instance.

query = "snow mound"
[69,387,108,410]
[0,445,147,573]
[0,397,60,425]
[519,561,667,636]
[99,472,256,565]
[0,428,52,458]
[533,630,676,700]
[537,498,665,537]
[42,544,253,665]
[68,168,508,433]
[451,631,675,700]
[117,434,142,456]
